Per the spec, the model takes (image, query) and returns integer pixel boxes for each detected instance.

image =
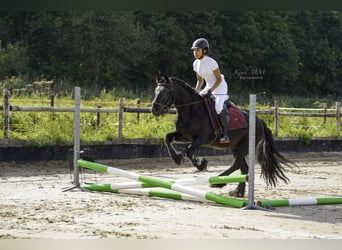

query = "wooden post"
[336,102,341,137]
[3,90,10,139]
[50,94,56,121]
[136,99,140,124]
[96,105,101,127]
[323,104,327,124]
[118,98,124,139]
[274,100,279,137]
[50,95,55,107]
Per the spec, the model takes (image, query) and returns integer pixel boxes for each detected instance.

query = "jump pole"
[242,94,268,211]
[257,197,342,207]
[93,174,247,190]
[73,86,81,187]
[83,184,213,203]
[63,87,81,192]
[78,159,247,208]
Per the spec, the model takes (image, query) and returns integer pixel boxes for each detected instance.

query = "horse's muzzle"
[151,103,162,116]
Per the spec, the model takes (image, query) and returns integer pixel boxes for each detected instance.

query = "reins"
[157,80,205,108]
[174,100,204,108]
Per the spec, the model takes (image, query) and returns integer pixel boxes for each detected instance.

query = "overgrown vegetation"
[0,94,340,146]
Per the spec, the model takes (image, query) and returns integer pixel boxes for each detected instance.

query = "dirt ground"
[0,151,341,239]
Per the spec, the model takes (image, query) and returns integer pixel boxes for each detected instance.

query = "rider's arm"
[195,73,204,91]
[210,68,222,92]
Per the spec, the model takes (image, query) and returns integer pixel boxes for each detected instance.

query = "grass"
[0,95,175,146]
[0,94,340,146]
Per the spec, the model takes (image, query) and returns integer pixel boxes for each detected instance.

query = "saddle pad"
[227,104,247,130]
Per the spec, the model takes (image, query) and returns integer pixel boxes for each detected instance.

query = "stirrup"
[219,134,230,144]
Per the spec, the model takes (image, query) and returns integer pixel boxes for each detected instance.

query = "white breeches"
[213,93,229,114]
[212,79,228,114]
[201,77,229,114]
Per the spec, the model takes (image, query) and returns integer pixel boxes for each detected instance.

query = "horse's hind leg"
[210,157,240,188]
[228,157,248,197]
[210,150,248,197]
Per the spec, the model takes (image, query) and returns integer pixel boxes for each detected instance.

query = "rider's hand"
[199,89,212,98]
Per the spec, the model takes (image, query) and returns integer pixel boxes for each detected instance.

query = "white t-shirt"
[193,55,227,95]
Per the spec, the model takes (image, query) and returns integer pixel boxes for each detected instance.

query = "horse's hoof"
[210,183,226,188]
[196,158,208,171]
[173,154,184,165]
[196,165,207,171]
[228,189,244,198]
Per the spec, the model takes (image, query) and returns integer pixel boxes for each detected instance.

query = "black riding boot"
[218,109,230,144]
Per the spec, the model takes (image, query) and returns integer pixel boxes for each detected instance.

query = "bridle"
[152,82,175,112]
[153,80,205,112]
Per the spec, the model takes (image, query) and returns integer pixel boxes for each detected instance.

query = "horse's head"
[151,75,174,116]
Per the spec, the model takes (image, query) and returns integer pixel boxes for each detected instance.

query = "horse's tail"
[256,119,293,187]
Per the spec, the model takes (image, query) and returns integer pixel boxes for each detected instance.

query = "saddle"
[203,97,247,131]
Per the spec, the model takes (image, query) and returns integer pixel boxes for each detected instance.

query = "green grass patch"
[0,95,340,146]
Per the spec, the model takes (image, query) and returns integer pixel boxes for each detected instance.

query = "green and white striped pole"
[257,197,342,207]
[83,184,212,203]
[98,174,247,190]
[78,159,247,208]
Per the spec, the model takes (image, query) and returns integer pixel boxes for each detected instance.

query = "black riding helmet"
[191,38,209,54]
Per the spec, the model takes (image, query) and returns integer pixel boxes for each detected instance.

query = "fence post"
[3,90,10,139]
[274,100,279,137]
[118,98,124,139]
[50,95,55,107]
[50,94,56,121]
[336,102,341,137]
[136,98,141,124]
[96,105,101,127]
[323,104,327,124]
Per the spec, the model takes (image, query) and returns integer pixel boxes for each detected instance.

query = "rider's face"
[193,48,203,59]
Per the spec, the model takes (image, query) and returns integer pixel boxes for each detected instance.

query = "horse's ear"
[155,75,161,84]
[164,74,170,82]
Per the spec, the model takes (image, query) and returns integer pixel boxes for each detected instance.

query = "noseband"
[152,82,175,112]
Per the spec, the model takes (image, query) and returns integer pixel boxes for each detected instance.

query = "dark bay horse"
[151,75,293,197]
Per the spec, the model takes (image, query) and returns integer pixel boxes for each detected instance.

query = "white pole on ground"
[73,87,81,187]
[242,94,269,211]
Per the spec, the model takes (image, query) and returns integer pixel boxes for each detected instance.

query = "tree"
[1,11,342,98]
[253,11,299,94]
[0,40,29,79]
[286,11,342,97]
[67,11,153,91]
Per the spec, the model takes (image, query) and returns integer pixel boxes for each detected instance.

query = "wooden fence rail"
[1,90,341,139]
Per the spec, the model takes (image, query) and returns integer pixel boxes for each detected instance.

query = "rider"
[191,38,230,144]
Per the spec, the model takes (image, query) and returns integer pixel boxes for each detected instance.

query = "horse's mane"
[169,77,196,93]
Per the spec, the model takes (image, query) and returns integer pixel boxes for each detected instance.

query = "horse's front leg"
[165,131,184,165]
[185,137,208,171]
